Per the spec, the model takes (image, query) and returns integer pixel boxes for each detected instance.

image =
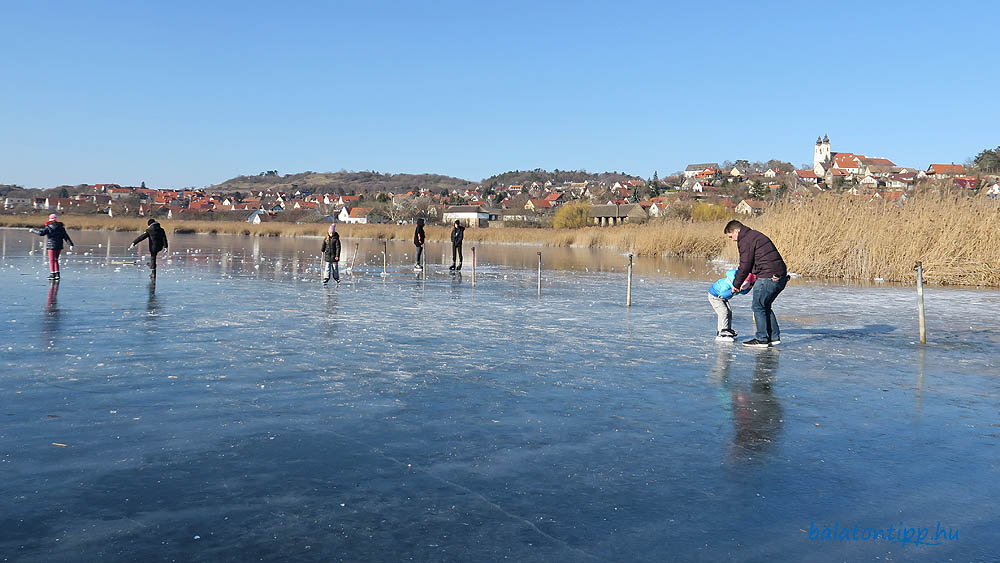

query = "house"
[859,175,879,187]
[341,207,373,224]
[877,191,907,204]
[683,163,720,179]
[337,195,361,206]
[525,199,553,211]
[985,183,1000,197]
[735,199,767,215]
[3,195,32,208]
[794,169,820,184]
[763,168,780,178]
[825,168,852,185]
[108,187,134,199]
[247,209,272,224]
[442,205,500,227]
[887,172,917,189]
[926,163,965,177]
[543,192,565,206]
[588,203,647,226]
[44,197,74,211]
[953,176,977,190]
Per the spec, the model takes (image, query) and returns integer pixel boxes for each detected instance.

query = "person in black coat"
[130,219,169,277]
[725,220,788,348]
[413,217,426,269]
[29,213,74,280]
[449,220,465,270]
[321,224,341,284]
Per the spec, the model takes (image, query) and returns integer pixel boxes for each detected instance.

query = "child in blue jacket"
[708,268,757,341]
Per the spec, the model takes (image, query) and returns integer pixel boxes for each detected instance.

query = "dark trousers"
[150,250,160,271]
[452,244,463,264]
[415,244,423,265]
[751,275,789,341]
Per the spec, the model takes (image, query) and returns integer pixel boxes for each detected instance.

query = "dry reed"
[750,194,1000,286]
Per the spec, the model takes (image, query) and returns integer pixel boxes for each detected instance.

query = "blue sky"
[2,0,997,188]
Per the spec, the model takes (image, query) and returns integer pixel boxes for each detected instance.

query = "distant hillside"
[481,169,644,189]
[210,171,477,195]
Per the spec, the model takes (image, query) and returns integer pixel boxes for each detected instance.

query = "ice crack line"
[329,429,598,561]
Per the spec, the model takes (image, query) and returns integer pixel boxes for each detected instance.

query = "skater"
[29,213,74,280]
[130,218,169,277]
[449,220,465,270]
[321,224,341,284]
[413,217,426,270]
[708,268,756,342]
[725,220,788,348]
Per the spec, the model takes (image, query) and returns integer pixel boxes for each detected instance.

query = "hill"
[210,170,477,196]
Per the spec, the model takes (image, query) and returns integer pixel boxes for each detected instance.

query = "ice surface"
[1,228,998,562]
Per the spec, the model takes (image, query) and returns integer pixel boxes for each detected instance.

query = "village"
[4,136,999,229]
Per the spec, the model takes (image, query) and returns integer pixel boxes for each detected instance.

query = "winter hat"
[48,213,58,222]
[147,218,156,225]
[328,224,336,234]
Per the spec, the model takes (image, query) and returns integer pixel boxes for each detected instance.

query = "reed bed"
[751,194,1000,286]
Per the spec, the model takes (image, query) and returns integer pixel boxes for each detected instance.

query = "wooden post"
[471,246,476,287]
[626,254,633,307]
[350,242,359,272]
[422,242,427,279]
[537,252,542,296]
[382,240,388,276]
[915,261,926,343]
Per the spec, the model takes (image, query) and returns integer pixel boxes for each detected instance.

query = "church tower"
[813,134,831,175]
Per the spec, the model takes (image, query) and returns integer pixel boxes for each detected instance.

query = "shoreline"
[5,197,999,288]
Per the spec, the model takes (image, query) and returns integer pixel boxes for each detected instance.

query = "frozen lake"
[2,228,998,562]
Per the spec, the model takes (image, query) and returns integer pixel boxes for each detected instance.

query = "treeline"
[481,169,643,189]
[212,170,478,195]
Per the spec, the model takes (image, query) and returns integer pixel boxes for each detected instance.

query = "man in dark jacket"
[130,219,169,277]
[413,218,426,269]
[725,220,788,348]
[30,213,74,280]
[449,220,465,270]
[321,224,341,284]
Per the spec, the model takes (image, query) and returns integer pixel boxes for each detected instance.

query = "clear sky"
[2,0,997,189]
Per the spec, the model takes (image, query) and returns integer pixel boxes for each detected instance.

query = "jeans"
[415,245,424,265]
[708,294,732,333]
[452,244,463,265]
[150,250,160,271]
[323,261,339,281]
[751,275,788,342]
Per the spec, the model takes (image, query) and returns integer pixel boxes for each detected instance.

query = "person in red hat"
[29,213,74,280]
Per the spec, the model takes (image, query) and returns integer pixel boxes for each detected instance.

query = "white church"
[812,135,897,178]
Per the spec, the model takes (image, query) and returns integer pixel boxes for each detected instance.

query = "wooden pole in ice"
[915,261,926,343]
[471,247,476,287]
[382,240,387,276]
[626,254,633,307]
[350,242,359,272]
[537,252,542,296]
